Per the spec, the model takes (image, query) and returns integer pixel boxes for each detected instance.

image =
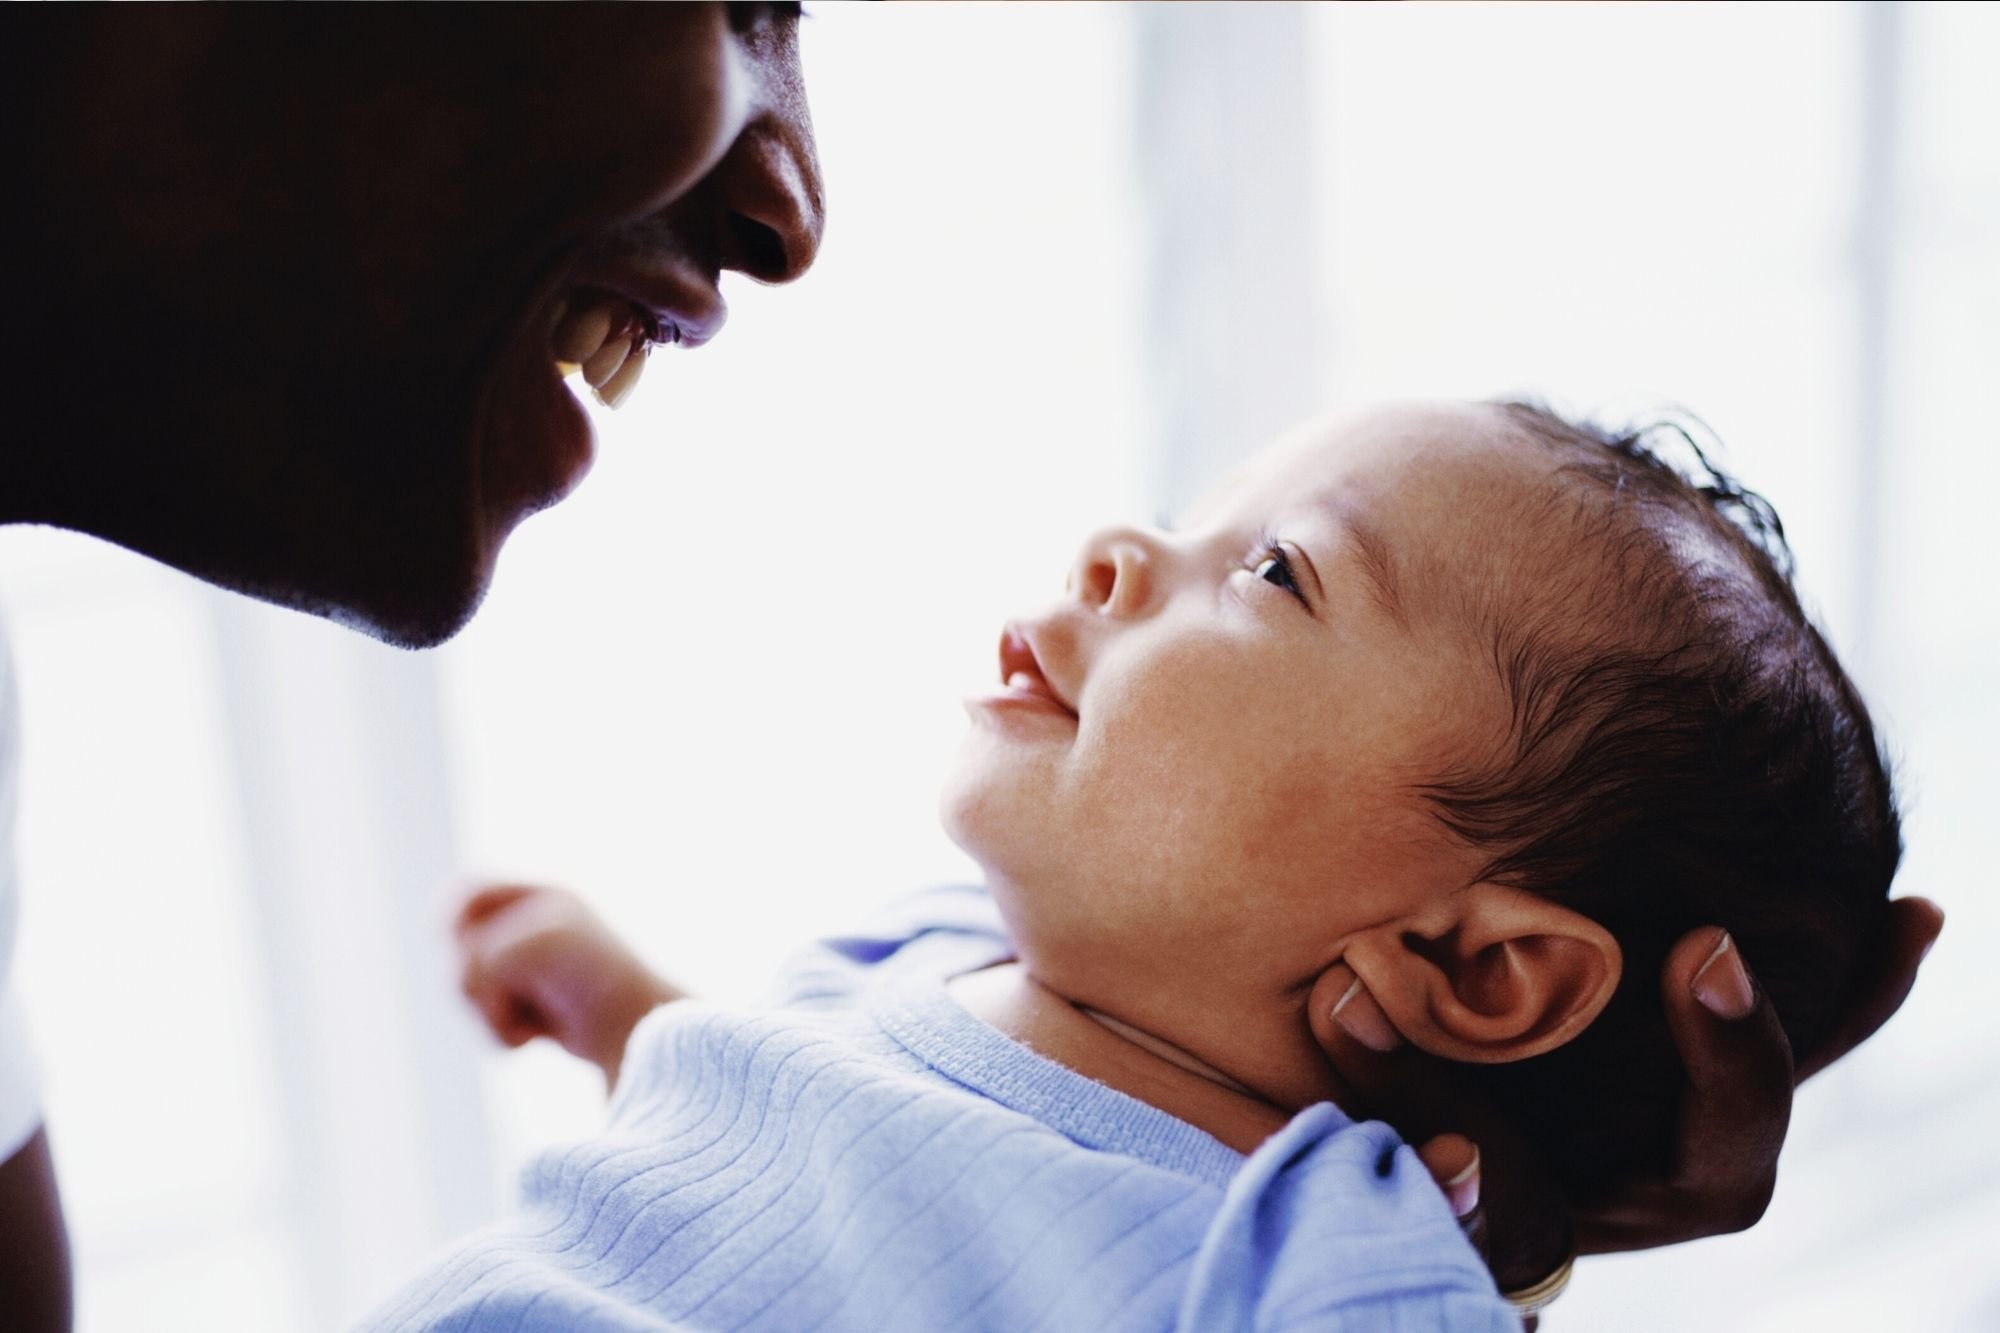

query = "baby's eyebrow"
[1335,506,1405,628]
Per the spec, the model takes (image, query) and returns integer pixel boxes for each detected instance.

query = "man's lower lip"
[479,295,599,531]
[511,369,594,517]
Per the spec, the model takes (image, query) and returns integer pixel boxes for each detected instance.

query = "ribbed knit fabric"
[361,887,1510,1332]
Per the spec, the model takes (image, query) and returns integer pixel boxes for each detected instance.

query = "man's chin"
[325,590,485,651]
[212,551,494,651]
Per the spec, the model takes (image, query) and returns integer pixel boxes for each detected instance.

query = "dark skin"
[0,4,1941,1327]
[7,4,822,646]
[0,1129,69,1333]
[5,6,820,1327]
[1325,902,1946,1293]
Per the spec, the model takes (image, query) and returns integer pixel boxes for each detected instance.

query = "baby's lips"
[998,622,1078,716]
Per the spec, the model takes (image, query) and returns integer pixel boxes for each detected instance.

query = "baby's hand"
[453,884,684,1091]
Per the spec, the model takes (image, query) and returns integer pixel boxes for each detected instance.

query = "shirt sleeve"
[1176,1104,1516,1332]
[763,884,1012,1007]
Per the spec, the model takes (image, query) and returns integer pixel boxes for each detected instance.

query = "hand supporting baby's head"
[1388,401,1900,1193]
[943,399,1899,1198]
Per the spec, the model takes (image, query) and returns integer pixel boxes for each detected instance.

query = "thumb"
[1311,964,1572,1293]
[1311,962,1463,1141]
[1418,1132,1483,1227]
[1328,964,1407,1055]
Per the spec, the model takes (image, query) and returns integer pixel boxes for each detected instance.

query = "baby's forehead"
[1200,402,1656,636]
[1199,403,1546,517]
[1197,403,1574,590]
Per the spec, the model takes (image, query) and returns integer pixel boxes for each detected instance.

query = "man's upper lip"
[562,256,728,350]
[999,622,1078,716]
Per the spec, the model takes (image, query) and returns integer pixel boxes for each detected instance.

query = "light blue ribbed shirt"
[362,887,1511,1331]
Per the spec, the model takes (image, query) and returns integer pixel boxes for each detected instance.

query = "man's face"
[940,404,1553,1017]
[32,4,822,645]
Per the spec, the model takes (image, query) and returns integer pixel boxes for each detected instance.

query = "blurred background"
[2,2,1994,1328]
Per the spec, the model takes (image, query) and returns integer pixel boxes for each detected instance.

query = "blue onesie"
[363,886,1513,1331]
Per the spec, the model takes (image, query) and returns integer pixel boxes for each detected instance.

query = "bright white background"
[0,4,1992,1330]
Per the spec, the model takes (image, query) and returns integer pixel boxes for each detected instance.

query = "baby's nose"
[1070,526,1158,618]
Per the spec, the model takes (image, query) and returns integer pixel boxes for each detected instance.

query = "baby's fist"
[453,884,679,1088]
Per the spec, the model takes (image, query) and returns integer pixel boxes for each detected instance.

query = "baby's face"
[942,402,1558,1015]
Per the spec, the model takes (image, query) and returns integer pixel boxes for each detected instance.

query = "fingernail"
[1332,978,1404,1052]
[1692,931,1755,1020]
[1443,1147,1481,1217]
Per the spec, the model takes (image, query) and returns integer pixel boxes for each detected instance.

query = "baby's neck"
[946,961,1296,1155]
[1072,1003,1263,1098]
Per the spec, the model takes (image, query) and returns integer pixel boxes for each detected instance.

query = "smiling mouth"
[549,292,679,409]
[546,270,726,410]
[473,271,713,541]
[997,624,1078,718]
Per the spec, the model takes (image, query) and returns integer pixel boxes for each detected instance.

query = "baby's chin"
[936,737,1020,862]
[936,782,1034,913]
[936,780,1018,898]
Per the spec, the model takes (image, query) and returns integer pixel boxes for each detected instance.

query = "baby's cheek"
[1231,755,1346,870]
[1085,738,1316,897]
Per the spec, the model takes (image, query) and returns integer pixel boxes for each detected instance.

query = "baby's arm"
[454,884,685,1092]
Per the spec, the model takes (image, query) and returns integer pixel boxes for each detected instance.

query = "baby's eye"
[1252,545,1311,609]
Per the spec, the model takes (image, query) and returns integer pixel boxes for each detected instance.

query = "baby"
[370,401,1899,1331]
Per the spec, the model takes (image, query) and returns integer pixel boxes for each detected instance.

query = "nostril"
[1079,558,1117,609]
[728,213,791,282]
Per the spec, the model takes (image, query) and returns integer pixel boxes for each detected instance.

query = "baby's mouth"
[549,291,680,410]
[999,624,1078,718]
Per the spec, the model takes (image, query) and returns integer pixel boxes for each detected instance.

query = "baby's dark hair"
[1416,400,1901,1197]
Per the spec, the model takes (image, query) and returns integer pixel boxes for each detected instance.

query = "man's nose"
[710,104,824,284]
[1069,526,1161,618]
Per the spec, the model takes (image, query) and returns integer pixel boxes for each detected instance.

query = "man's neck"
[945,961,1296,1155]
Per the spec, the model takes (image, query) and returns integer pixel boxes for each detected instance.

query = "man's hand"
[1336,897,1944,1292]
[1576,897,1943,1253]
[454,884,684,1092]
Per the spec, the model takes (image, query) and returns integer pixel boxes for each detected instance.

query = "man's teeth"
[553,301,618,365]
[551,294,652,410]
[1008,671,1038,692]
[597,344,648,409]
[581,335,632,387]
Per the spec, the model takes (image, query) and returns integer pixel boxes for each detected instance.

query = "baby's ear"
[1321,884,1622,1064]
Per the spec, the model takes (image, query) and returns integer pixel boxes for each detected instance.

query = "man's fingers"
[1315,964,1455,1134]
[1418,1133,1489,1266]
[1571,1181,1687,1252]
[1662,928,1795,1107]
[1327,967,1404,1054]
[1629,928,1793,1242]
[1312,968,1571,1291]
[1798,896,1943,1081]
[1417,1133,1481,1220]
